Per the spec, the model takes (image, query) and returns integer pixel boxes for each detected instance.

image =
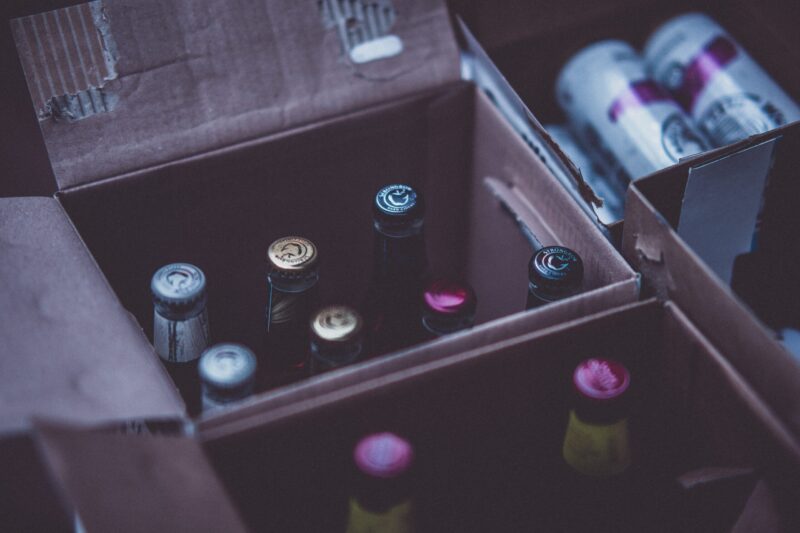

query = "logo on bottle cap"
[354,432,414,479]
[423,278,477,316]
[311,306,363,343]
[375,184,419,215]
[530,246,583,290]
[199,343,257,389]
[268,236,318,271]
[573,358,630,401]
[151,263,206,305]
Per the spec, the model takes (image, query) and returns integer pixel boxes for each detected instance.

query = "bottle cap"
[354,432,414,479]
[373,184,424,235]
[199,343,257,391]
[528,246,584,299]
[423,278,477,317]
[311,305,363,344]
[573,358,630,401]
[151,263,207,318]
[268,236,319,273]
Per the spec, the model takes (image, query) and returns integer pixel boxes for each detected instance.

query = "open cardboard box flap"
[622,122,800,443]
[11,0,460,190]
[33,419,249,533]
[0,196,184,434]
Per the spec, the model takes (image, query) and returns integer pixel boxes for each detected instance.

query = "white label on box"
[677,139,777,283]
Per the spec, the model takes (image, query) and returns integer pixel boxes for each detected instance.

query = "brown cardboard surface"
[54,82,637,416]
[198,300,799,531]
[12,0,460,189]
[34,419,249,533]
[623,151,800,443]
[0,197,185,433]
[731,480,791,532]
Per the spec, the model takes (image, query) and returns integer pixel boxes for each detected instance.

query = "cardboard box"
[1,0,638,424]
[452,0,800,238]
[622,122,800,443]
[27,300,800,531]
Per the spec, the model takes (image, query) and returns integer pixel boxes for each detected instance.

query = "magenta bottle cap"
[354,432,414,479]
[423,278,477,317]
[573,358,630,401]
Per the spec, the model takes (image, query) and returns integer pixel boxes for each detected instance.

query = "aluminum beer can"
[644,12,800,147]
[546,124,625,223]
[556,40,708,180]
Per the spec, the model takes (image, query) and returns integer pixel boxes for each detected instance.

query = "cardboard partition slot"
[57,82,634,407]
[199,300,798,532]
[470,0,800,128]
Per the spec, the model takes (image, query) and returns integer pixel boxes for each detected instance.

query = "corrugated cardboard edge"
[623,182,800,446]
[200,299,800,476]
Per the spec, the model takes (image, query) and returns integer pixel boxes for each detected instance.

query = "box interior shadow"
[200,301,797,532]
[57,83,629,403]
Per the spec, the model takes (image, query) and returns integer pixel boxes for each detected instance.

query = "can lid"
[573,358,630,401]
[423,278,477,317]
[151,263,207,307]
[528,246,583,295]
[373,184,424,234]
[311,305,363,344]
[643,12,719,71]
[198,343,257,390]
[354,432,414,479]
[268,236,318,272]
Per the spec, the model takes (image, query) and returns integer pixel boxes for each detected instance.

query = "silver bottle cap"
[199,343,257,391]
[151,263,207,318]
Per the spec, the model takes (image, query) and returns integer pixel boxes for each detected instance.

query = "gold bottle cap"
[311,305,363,343]
[268,236,318,272]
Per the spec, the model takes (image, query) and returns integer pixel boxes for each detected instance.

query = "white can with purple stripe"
[644,12,800,147]
[556,40,708,180]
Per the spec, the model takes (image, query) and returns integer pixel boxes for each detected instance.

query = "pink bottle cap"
[423,278,476,316]
[573,358,630,401]
[354,432,414,479]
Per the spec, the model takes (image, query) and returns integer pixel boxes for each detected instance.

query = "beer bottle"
[527,246,584,309]
[264,236,320,386]
[558,358,633,531]
[309,306,364,374]
[198,343,257,413]
[363,184,428,356]
[151,262,210,414]
[346,432,415,533]
[420,277,477,339]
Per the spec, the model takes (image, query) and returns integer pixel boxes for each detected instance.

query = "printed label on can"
[153,308,210,363]
[661,113,708,161]
[699,93,785,146]
[562,410,630,477]
[346,497,413,533]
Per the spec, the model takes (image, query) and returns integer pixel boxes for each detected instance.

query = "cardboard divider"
[55,82,637,411]
[198,300,799,532]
